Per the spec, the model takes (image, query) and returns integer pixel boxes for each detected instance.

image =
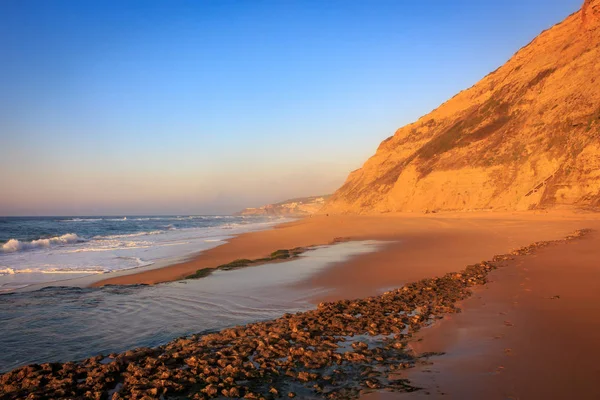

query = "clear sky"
[0,0,582,216]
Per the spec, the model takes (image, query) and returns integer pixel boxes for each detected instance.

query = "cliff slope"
[324,0,600,214]
[235,195,329,216]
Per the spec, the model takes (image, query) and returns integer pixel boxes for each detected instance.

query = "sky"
[0,0,582,216]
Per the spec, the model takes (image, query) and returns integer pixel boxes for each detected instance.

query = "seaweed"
[185,268,214,279]
[186,248,307,279]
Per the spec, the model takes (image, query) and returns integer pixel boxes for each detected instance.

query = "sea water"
[0,215,289,292]
[0,240,384,372]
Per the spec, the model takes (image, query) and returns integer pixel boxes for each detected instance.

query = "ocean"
[0,236,384,372]
[0,215,289,292]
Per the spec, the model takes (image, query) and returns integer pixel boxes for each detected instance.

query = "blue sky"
[0,0,582,215]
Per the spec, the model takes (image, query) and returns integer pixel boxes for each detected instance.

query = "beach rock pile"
[0,229,591,400]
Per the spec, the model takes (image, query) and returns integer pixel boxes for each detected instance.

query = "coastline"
[1,228,592,399]
[0,240,386,373]
[5,210,600,398]
[2,216,296,293]
[93,210,599,289]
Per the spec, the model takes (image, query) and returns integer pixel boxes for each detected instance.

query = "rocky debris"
[0,229,591,400]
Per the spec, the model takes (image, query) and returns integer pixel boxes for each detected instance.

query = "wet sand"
[94,211,597,288]
[363,230,600,399]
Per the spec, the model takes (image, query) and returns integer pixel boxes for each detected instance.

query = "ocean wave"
[63,241,154,253]
[0,234,85,253]
[115,256,153,268]
[0,267,15,275]
[60,218,102,223]
[0,267,106,275]
[97,231,163,240]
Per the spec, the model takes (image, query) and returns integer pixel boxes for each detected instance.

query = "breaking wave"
[97,231,163,240]
[0,266,106,275]
[0,234,85,253]
[0,267,15,275]
[59,218,102,222]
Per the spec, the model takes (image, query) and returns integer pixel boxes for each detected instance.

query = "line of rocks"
[0,229,591,400]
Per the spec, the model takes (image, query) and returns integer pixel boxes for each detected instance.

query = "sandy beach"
[87,210,600,399]
[3,222,596,399]
[93,210,598,290]
[388,227,600,399]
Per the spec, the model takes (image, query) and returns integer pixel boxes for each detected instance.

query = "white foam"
[97,231,163,240]
[0,267,15,275]
[0,217,293,290]
[0,234,84,253]
[60,218,102,222]
[10,268,107,274]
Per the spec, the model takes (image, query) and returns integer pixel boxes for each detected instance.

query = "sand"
[94,210,598,291]
[361,228,600,399]
[92,210,600,398]
[6,210,600,398]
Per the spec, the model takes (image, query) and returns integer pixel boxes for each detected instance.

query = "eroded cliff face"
[583,0,600,29]
[324,1,600,214]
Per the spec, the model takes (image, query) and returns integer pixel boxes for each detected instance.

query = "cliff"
[235,195,329,216]
[324,0,600,214]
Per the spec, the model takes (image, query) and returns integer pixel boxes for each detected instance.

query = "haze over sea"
[0,215,287,292]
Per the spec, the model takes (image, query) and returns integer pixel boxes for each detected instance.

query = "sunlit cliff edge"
[323,0,600,214]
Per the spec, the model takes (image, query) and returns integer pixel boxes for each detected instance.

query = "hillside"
[235,195,329,216]
[324,0,600,214]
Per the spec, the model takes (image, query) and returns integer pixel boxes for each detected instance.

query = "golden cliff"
[235,195,329,216]
[324,0,600,214]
